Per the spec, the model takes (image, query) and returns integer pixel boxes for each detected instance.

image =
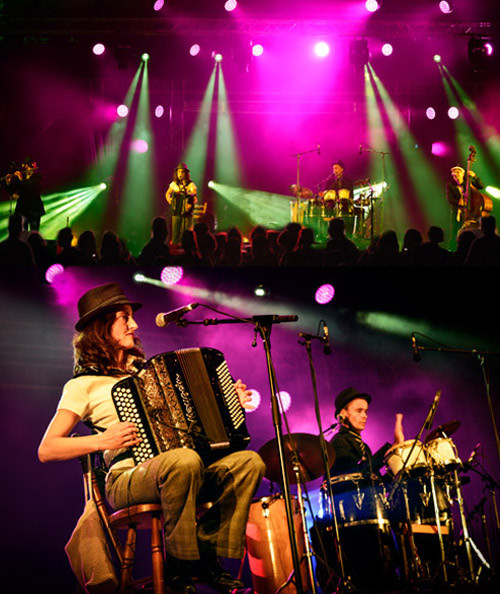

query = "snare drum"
[425,438,461,471]
[246,495,309,594]
[384,439,428,476]
[320,473,389,528]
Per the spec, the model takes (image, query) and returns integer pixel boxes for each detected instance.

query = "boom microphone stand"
[291,145,321,223]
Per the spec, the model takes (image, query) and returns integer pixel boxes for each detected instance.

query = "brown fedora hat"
[75,282,142,331]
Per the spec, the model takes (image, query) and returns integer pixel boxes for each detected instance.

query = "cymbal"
[258,432,335,484]
[354,178,370,186]
[289,184,314,199]
[425,420,461,443]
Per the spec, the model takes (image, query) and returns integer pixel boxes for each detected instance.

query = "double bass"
[458,145,492,224]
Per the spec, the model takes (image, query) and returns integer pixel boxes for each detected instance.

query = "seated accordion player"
[111,347,251,465]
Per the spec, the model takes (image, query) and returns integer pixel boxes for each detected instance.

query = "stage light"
[426,107,436,120]
[252,44,264,57]
[141,53,150,62]
[314,41,330,58]
[224,0,237,11]
[99,182,107,190]
[246,389,261,412]
[253,284,269,298]
[431,141,450,156]
[349,39,370,68]
[131,139,149,153]
[208,180,216,189]
[92,43,105,56]
[214,53,223,63]
[365,0,380,12]
[433,54,442,63]
[439,1,452,14]
[277,391,292,414]
[153,0,164,10]
[381,43,393,56]
[189,44,201,57]
[486,186,500,199]
[45,263,65,284]
[117,104,129,117]
[468,38,494,70]
[447,106,459,119]
[161,266,184,286]
[315,284,335,305]
[155,105,164,118]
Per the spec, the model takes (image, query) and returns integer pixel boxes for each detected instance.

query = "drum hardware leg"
[428,467,449,583]
[453,469,491,583]
[399,481,427,582]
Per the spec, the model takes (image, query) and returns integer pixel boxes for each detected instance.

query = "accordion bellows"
[112,347,251,464]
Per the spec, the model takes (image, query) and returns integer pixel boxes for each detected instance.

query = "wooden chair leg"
[151,514,165,594]
[120,524,138,592]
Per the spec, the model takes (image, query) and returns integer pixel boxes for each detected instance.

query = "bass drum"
[245,495,309,594]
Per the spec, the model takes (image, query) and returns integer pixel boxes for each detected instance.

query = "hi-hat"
[289,184,314,199]
[258,432,335,484]
[425,420,461,443]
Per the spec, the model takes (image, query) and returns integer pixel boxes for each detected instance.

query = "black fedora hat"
[175,162,190,172]
[75,282,142,331]
[334,387,371,418]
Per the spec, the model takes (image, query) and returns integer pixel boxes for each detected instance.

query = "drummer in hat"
[329,387,405,477]
[166,162,198,246]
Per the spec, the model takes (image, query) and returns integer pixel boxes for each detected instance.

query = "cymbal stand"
[292,145,320,223]
[453,467,491,583]
[359,145,389,232]
[298,333,354,592]
[180,308,305,593]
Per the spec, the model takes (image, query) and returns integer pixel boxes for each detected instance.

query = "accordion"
[111,347,251,465]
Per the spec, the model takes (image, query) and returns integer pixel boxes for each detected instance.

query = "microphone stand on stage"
[291,145,320,224]
[175,306,306,594]
[360,145,389,233]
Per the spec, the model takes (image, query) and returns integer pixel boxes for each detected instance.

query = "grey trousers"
[105,448,265,560]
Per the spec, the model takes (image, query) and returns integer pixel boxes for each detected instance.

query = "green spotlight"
[486,186,500,199]
[208,180,215,189]
[99,182,107,190]
[433,54,442,63]
[141,53,150,61]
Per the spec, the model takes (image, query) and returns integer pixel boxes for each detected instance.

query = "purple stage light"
[314,41,330,58]
[277,391,292,414]
[131,139,149,153]
[153,0,165,11]
[155,105,164,118]
[485,42,494,56]
[224,0,237,11]
[45,264,65,284]
[426,107,436,120]
[92,43,105,56]
[431,141,450,157]
[448,106,459,120]
[189,44,201,57]
[246,389,261,412]
[161,266,184,286]
[315,284,335,305]
[252,44,264,57]
[365,0,380,13]
[117,104,129,118]
[381,43,393,56]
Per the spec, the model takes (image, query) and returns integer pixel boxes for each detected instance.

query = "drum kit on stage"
[246,421,496,594]
[289,181,377,240]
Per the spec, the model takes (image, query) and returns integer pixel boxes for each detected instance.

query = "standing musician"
[446,164,488,237]
[166,163,198,247]
[4,157,45,231]
[38,282,265,594]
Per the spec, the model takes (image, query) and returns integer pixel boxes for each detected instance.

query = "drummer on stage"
[329,387,405,477]
[324,160,354,198]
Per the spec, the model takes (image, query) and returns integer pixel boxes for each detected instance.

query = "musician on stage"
[166,163,198,247]
[446,165,486,237]
[324,160,354,199]
[38,282,265,594]
[329,387,405,477]
[4,157,45,232]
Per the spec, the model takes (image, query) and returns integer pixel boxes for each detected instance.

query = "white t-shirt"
[57,374,134,468]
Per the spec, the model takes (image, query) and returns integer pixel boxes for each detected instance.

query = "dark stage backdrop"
[1,267,499,591]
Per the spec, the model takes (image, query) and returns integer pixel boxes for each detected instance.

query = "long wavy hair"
[173,166,192,185]
[73,307,145,375]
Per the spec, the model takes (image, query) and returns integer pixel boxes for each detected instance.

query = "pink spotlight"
[131,139,149,153]
[252,44,264,57]
[246,389,261,412]
[153,0,165,10]
[485,42,494,56]
[314,41,330,58]
[439,1,452,14]
[45,263,65,284]
[365,0,380,13]
[224,0,237,11]
[117,104,129,118]
[381,43,393,56]
[448,106,459,120]
[92,43,106,56]
[315,284,335,305]
[155,105,164,118]
[161,266,184,286]
[277,391,292,414]
[431,141,450,157]
[189,44,201,57]
[426,107,436,120]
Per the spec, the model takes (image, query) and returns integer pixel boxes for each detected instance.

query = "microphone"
[467,443,481,465]
[317,144,321,155]
[322,323,332,355]
[155,303,199,327]
[411,333,421,362]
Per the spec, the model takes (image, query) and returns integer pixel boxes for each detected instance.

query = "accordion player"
[112,347,251,465]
